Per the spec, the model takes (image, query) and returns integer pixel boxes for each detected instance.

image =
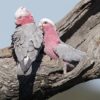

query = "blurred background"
[49,79,100,100]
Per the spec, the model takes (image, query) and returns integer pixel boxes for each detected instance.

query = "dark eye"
[18,16,22,19]
[44,21,48,24]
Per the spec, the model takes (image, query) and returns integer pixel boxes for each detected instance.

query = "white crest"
[15,6,31,19]
[39,18,56,30]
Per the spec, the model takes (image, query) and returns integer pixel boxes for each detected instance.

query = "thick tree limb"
[0,0,100,99]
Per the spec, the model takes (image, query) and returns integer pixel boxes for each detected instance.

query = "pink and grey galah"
[12,7,43,75]
[39,18,87,75]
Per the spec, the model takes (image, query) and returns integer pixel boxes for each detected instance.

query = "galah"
[39,18,86,75]
[12,7,43,75]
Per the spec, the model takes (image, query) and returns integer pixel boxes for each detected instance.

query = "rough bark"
[0,0,100,99]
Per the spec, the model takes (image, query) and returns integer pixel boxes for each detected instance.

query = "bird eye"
[18,16,22,19]
[44,21,48,24]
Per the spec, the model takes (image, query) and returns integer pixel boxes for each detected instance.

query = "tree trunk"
[0,0,100,99]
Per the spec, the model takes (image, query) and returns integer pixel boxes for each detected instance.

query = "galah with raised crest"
[12,7,43,75]
[39,18,86,75]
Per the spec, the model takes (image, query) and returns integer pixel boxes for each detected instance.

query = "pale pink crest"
[15,6,34,25]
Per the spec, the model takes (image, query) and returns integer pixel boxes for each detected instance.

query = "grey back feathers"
[54,42,86,62]
[12,23,43,63]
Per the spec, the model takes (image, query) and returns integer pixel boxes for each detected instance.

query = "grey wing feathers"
[32,27,43,49]
[12,23,43,73]
[12,27,26,62]
[54,43,86,62]
[12,23,43,62]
